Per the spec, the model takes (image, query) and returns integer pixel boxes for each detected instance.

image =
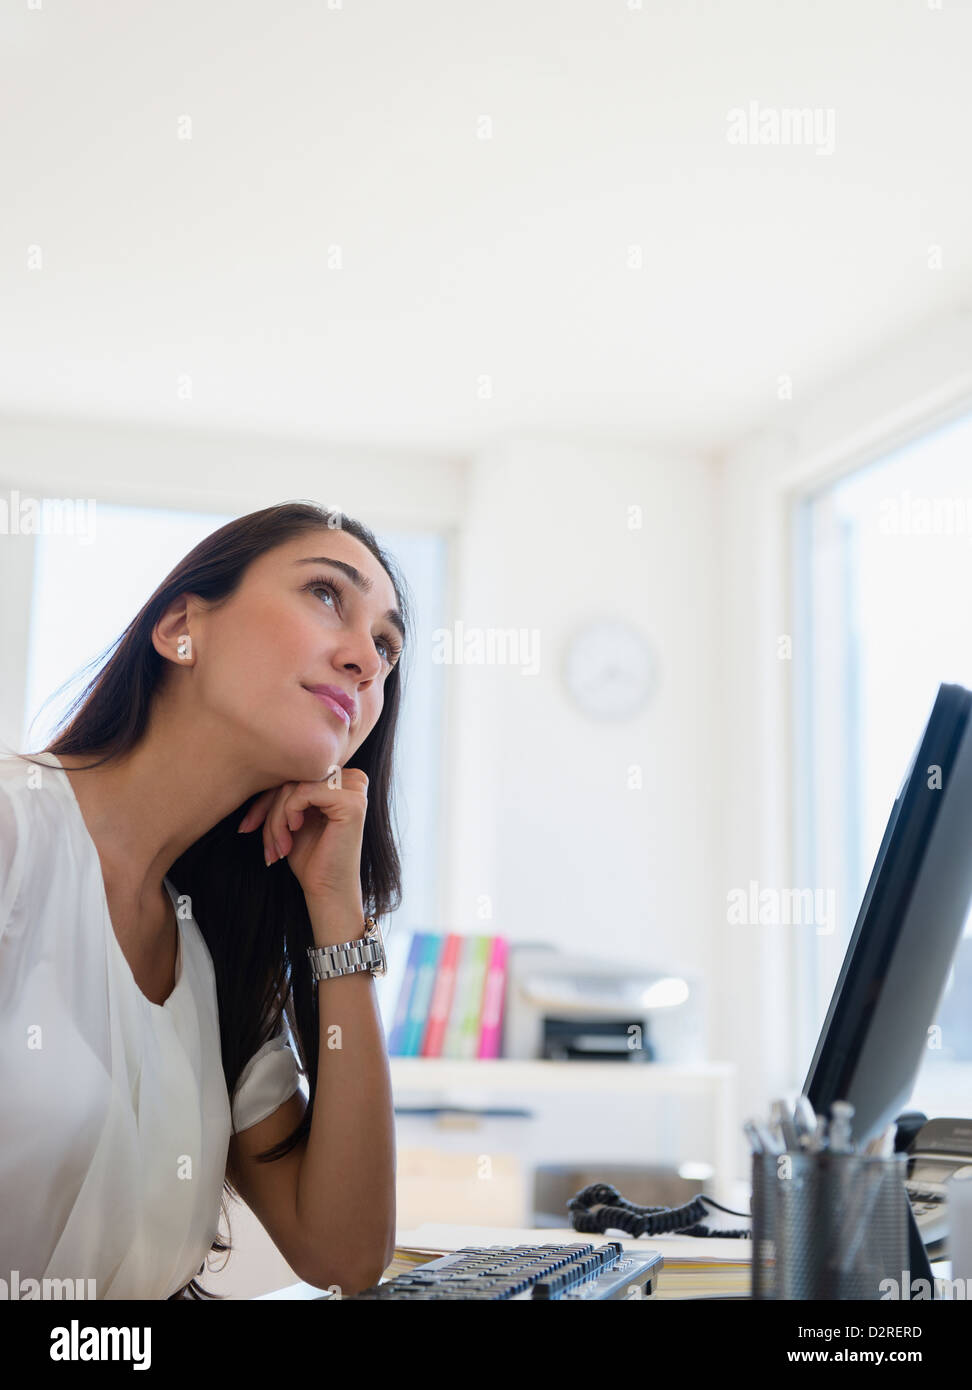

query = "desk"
[256,1222,752,1300]
[256,1223,955,1301]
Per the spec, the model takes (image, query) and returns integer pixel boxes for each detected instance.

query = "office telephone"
[904,1116,972,1255]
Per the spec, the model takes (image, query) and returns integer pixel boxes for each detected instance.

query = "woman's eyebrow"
[294,556,405,641]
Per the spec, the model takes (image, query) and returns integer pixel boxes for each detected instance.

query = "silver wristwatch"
[307,916,387,984]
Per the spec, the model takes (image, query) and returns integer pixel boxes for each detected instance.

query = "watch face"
[368,918,387,976]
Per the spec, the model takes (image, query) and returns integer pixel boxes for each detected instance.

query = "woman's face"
[185,528,403,784]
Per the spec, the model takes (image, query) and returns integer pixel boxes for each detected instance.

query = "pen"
[792,1095,817,1151]
[828,1100,855,1153]
[806,1115,828,1153]
[771,1098,800,1152]
[793,1094,817,1142]
[755,1120,782,1154]
[765,1118,786,1155]
[743,1120,765,1154]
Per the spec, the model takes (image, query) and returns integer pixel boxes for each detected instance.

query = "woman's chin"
[302,738,348,781]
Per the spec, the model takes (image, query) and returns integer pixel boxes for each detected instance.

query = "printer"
[502,943,702,1063]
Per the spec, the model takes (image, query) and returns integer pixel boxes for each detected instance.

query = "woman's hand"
[236,768,369,911]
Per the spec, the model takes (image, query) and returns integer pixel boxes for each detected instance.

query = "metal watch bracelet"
[307,916,387,983]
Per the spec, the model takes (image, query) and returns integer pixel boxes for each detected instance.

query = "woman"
[0,500,412,1299]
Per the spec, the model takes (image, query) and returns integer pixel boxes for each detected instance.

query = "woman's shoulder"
[0,749,69,794]
[0,752,76,838]
[0,753,83,935]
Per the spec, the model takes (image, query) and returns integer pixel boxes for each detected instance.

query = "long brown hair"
[11,501,412,1298]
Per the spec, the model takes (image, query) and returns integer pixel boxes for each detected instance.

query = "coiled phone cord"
[567,1181,752,1239]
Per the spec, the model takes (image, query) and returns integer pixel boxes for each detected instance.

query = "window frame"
[784,393,972,1098]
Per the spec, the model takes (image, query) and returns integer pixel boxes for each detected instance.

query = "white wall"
[442,437,721,1001]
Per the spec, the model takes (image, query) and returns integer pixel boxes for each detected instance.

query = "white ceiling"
[3,0,972,459]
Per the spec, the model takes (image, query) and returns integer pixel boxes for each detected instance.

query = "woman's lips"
[307,689,351,726]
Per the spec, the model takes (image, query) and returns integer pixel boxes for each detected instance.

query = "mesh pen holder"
[751,1150,908,1300]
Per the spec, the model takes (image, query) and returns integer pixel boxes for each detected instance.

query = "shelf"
[389,1057,735,1093]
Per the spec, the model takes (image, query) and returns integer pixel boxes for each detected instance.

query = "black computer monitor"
[804,681,972,1147]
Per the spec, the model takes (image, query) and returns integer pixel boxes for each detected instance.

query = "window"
[23,502,448,1024]
[793,409,972,1112]
[26,503,233,750]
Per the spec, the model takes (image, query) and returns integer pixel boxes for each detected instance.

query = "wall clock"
[562,620,660,720]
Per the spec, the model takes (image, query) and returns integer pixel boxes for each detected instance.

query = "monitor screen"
[804,682,972,1146]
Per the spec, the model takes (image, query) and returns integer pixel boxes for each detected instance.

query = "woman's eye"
[308,580,400,666]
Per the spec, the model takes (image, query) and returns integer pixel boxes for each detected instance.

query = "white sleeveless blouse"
[0,751,301,1299]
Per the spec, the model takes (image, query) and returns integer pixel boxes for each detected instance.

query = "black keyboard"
[338,1241,664,1300]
